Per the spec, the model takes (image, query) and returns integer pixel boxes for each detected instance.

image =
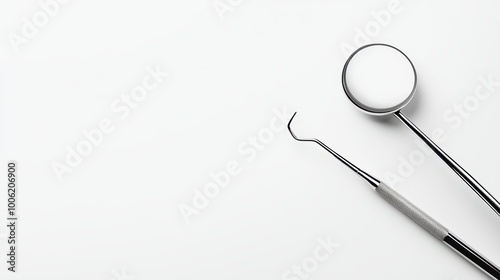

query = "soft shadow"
[359,86,424,126]
[401,86,424,117]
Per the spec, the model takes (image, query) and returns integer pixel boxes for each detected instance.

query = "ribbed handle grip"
[376,182,449,240]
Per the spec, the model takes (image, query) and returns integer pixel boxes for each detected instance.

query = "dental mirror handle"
[394,110,500,218]
[376,181,500,279]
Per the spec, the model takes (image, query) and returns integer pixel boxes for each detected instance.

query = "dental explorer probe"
[288,112,500,279]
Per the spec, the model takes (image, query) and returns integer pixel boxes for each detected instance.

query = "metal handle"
[394,110,500,219]
[376,182,449,240]
[444,233,500,279]
[377,182,500,279]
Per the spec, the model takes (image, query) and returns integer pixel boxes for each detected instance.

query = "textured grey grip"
[376,182,449,240]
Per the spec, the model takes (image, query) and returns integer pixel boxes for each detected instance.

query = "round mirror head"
[341,43,417,115]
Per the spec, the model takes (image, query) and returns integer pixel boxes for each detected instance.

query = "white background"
[1,0,500,279]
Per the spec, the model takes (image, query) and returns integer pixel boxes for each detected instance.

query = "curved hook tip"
[287,112,301,141]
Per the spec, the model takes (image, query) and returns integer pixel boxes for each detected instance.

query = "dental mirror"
[342,43,417,115]
[341,43,500,219]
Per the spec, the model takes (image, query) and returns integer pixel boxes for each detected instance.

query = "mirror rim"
[341,43,418,116]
